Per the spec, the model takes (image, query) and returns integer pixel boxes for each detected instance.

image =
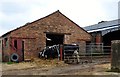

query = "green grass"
[7,62,14,64]
[2,61,18,64]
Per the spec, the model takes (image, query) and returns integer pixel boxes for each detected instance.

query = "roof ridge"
[1,10,61,37]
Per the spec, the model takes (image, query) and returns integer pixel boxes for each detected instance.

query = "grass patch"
[2,61,19,64]
[7,62,14,64]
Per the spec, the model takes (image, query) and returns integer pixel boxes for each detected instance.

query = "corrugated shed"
[84,19,120,32]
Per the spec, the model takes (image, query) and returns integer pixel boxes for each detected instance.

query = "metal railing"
[64,43,111,64]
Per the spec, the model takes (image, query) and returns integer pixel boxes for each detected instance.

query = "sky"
[0,0,119,36]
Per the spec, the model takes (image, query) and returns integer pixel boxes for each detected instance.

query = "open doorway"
[46,33,64,46]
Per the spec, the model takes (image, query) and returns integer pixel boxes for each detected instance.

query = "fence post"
[60,45,63,61]
[111,40,120,70]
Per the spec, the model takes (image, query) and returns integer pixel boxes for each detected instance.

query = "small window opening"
[4,38,8,46]
[14,40,17,49]
[0,40,1,48]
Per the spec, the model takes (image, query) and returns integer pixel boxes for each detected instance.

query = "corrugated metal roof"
[84,19,120,32]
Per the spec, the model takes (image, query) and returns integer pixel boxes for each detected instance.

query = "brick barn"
[0,10,91,62]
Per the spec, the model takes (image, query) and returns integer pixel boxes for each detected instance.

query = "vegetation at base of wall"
[7,62,14,64]
[2,61,19,64]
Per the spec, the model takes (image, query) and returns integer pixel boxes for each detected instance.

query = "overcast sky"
[0,0,119,36]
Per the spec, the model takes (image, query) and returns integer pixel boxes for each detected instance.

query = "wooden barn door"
[11,38,24,62]
[17,39,24,62]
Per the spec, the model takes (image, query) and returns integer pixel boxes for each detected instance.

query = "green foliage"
[7,62,14,64]
[2,61,18,64]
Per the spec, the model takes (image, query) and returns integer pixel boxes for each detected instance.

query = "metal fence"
[64,53,111,64]
[86,43,103,53]
[64,43,111,64]
[86,43,111,53]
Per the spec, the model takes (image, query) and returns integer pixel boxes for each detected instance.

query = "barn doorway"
[46,33,64,46]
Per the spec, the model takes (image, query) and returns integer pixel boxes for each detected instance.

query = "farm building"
[0,10,91,62]
[84,19,120,53]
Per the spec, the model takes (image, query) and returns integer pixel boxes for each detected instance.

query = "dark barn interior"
[46,33,64,46]
[103,30,120,53]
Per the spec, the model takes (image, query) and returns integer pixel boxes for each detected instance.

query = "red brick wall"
[2,11,91,61]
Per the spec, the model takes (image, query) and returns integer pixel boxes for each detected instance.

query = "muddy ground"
[1,58,120,75]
